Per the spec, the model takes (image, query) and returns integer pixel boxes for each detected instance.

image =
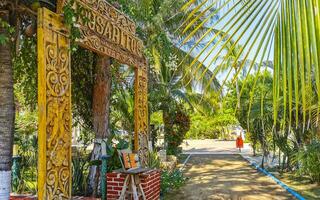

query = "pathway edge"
[179,154,192,171]
[240,155,305,200]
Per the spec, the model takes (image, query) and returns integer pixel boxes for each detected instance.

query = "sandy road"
[165,154,294,200]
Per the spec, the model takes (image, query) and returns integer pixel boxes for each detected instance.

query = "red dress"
[236,136,244,149]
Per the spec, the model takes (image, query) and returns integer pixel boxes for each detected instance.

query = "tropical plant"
[164,107,191,155]
[72,149,90,196]
[294,140,320,183]
[186,112,238,139]
[181,0,320,131]
[161,169,188,196]
[12,111,38,194]
[13,37,37,110]
[110,65,135,134]
[180,0,320,172]
[146,151,161,169]
[109,0,223,157]
[224,71,274,162]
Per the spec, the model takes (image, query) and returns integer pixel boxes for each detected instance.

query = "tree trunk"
[235,78,240,110]
[0,10,14,200]
[89,56,112,196]
[163,109,170,152]
[252,142,256,156]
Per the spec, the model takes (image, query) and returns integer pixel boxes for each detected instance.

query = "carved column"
[37,8,72,199]
[134,64,149,166]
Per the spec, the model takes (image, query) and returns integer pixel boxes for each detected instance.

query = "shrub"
[72,149,90,196]
[12,111,38,194]
[295,140,320,183]
[160,169,187,195]
[147,151,161,169]
[164,110,190,155]
[185,113,238,139]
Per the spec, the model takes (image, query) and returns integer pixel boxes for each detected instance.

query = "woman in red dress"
[236,133,244,152]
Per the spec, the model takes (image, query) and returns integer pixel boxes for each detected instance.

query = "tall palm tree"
[115,0,222,136]
[0,2,14,198]
[115,0,220,91]
[181,0,320,131]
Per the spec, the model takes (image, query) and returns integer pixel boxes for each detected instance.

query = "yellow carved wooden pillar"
[134,64,149,166]
[37,8,72,199]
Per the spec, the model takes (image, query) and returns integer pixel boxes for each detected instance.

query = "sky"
[179,0,276,84]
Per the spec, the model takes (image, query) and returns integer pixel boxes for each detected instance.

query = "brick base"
[10,196,99,200]
[10,195,36,200]
[107,169,161,200]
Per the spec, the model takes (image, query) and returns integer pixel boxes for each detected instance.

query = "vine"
[0,17,14,45]
[62,0,81,51]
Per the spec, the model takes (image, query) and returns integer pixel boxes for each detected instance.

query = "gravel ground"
[165,154,294,200]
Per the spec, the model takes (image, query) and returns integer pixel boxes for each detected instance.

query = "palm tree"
[181,0,320,131]
[115,0,220,91]
[0,2,14,198]
[109,65,136,134]
[114,0,222,146]
[181,0,320,171]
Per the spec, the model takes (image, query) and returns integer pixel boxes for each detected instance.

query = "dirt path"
[165,154,294,200]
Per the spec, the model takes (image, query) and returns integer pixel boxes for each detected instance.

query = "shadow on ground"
[165,154,294,200]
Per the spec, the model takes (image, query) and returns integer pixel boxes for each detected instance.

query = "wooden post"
[37,8,72,199]
[134,65,149,166]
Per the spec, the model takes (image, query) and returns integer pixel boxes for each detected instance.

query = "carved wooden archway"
[37,1,148,198]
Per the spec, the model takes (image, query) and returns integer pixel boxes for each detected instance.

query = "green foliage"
[62,0,81,50]
[72,149,90,196]
[71,48,95,129]
[72,128,94,195]
[161,169,187,195]
[110,71,135,134]
[13,37,37,109]
[146,151,161,169]
[72,132,130,195]
[150,111,163,126]
[0,17,14,45]
[104,135,130,172]
[295,141,320,183]
[181,0,320,151]
[186,113,238,139]
[13,111,38,194]
[225,71,273,155]
[164,108,190,155]
[0,34,8,45]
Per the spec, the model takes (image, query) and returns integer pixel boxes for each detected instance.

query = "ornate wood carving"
[37,4,149,199]
[59,0,146,67]
[37,8,71,200]
[134,65,149,166]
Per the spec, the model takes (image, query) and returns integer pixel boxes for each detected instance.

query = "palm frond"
[181,0,320,131]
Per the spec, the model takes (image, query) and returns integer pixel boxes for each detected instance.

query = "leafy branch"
[62,0,81,51]
[0,17,14,45]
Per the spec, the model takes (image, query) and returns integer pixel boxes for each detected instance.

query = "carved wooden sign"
[37,2,149,199]
[61,0,146,67]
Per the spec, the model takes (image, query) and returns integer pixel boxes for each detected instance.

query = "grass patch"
[272,172,320,200]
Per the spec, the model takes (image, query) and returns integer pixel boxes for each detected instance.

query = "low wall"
[107,169,161,200]
[10,195,99,200]
[10,195,36,200]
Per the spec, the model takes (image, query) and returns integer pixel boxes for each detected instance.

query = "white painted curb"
[0,171,11,200]
[179,154,192,171]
